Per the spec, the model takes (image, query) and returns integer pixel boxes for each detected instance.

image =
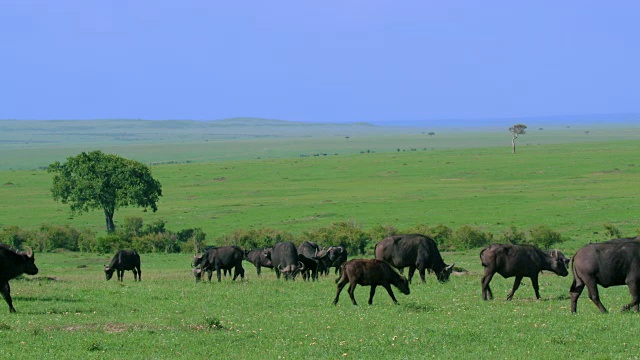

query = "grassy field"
[1,139,639,249]
[1,122,639,358]
[2,251,640,359]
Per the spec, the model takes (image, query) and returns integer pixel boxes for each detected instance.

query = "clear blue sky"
[2,1,639,124]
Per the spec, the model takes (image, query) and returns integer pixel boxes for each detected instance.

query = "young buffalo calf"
[333,259,410,306]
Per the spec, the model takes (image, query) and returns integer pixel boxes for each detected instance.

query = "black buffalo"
[297,241,326,281]
[375,234,454,283]
[298,254,319,281]
[480,244,569,300]
[0,245,38,313]
[333,259,410,305]
[193,246,244,282]
[244,249,273,276]
[104,250,141,282]
[267,242,304,280]
[325,246,348,276]
[570,238,640,313]
[192,253,230,279]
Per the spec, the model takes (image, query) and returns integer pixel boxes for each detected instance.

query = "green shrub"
[424,224,454,247]
[603,223,623,239]
[0,225,32,249]
[450,225,493,250]
[528,225,563,249]
[96,234,130,254]
[178,228,207,253]
[220,228,294,250]
[498,225,526,245]
[368,224,398,243]
[36,223,83,251]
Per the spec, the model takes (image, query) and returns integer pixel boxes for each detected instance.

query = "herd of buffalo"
[2,234,640,314]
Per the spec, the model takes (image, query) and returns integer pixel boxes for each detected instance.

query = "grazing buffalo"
[104,250,141,282]
[0,245,38,313]
[333,259,410,306]
[375,234,454,283]
[570,238,640,313]
[243,249,273,276]
[268,242,304,280]
[325,246,348,276]
[298,254,319,281]
[192,252,231,280]
[193,246,244,282]
[480,244,569,300]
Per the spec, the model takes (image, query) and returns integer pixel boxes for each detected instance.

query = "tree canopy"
[48,150,163,233]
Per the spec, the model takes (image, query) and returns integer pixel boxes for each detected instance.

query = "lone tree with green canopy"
[509,124,527,154]
[48,150,163,233]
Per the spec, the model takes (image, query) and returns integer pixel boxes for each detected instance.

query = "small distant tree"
[48,150,163,233]
[509,124,527,154]
[428,132,435,137]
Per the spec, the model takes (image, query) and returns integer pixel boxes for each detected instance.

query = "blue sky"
[2,1,639,124]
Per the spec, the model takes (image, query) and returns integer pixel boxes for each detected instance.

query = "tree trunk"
[511,134,517,154]
[104,208,116,233]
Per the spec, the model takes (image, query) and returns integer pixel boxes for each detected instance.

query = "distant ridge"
[372,113,640,127]
[204,117,377,127]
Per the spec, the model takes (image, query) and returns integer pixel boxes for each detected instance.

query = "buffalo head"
[22,247,38,276]
[104,265,115,281]
[436,263,455,283]
[549,250,570,277]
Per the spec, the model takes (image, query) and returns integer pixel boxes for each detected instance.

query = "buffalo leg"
[333,277,349,305]
[0,281,15,313]
[256,265,261,276]
[622,279,640,312]
[216,268,222,282]
[531,275,541,299]
[368,286,377,305]
[132,269,138,281]
[569,278,584,313]
[383,284,399,304]
[407,266,417,284]
[506,276,523,300]
[347,282,359,305]
[117,270,124,282]
[137,266,141,281]
[417,264,427,283]
[584,279,607,313]
[207,270,213,282]
[481,270,495,300]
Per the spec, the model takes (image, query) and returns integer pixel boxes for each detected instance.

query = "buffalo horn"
[298,261,306,272]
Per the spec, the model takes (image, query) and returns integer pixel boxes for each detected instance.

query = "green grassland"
[0,120,640,358]
[2,251,639,359]
[1,138,638,248]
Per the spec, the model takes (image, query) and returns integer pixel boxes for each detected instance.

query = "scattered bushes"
[0,220,568,254]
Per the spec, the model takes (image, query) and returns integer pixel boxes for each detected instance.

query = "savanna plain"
[1,121,639,359]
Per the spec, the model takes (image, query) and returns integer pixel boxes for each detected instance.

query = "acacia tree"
[48,150,163,233]
[509,124,527,153]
